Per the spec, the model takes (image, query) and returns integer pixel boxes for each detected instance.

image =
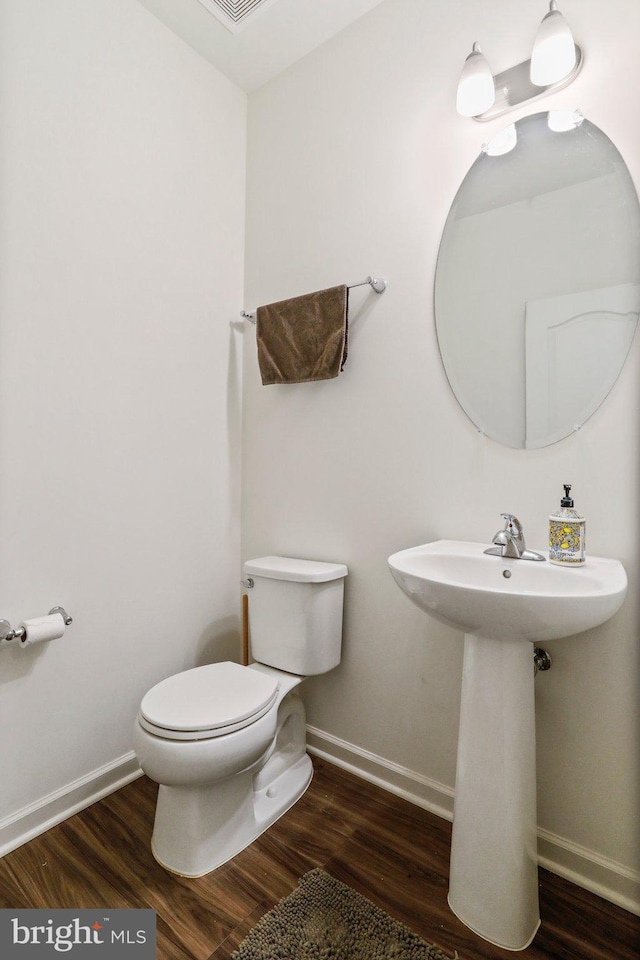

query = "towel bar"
[240,275,387,323]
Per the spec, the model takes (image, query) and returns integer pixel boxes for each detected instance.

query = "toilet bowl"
[133,661,311,877]
[133,556,347,877]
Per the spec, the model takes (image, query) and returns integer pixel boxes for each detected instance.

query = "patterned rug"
[231,868,457,959]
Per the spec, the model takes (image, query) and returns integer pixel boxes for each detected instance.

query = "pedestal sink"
[388,540,627,950]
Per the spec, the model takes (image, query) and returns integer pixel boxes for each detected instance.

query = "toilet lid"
[139,662,279,740]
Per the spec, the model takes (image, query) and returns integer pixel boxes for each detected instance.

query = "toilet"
[133,555,347,877]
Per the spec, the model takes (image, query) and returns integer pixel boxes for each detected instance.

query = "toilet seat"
[139,661,279,742]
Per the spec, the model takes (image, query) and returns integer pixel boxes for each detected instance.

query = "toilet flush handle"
[240,578,254,589]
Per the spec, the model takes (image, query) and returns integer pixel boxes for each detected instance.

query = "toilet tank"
[243,556,348,676]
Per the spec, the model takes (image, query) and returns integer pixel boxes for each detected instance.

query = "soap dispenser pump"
[549,484,586,565]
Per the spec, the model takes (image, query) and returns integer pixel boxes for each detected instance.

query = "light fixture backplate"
[473,44,583,122]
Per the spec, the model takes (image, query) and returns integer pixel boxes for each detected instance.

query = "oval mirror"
[435,111,640,448]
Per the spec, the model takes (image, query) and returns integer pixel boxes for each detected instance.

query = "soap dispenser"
[549,484,586,565]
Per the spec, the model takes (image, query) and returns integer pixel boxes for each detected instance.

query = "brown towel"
[256,285,348,385]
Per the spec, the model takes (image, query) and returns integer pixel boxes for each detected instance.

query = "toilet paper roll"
[19,613,66,647]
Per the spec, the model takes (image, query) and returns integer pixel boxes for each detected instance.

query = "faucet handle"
[500,513,523,535]
[486,513,545,561]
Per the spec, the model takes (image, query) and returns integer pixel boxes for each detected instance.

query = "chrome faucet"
[484,513,545,561]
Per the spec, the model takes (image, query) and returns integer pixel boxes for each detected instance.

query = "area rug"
[231,868,457,959]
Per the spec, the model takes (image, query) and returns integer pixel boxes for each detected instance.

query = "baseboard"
[306,724,455,822]
[537,829,640,916]
[307,725,640,917]
[0,752,143,859]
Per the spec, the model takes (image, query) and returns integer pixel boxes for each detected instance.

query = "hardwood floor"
[0,756,637,960]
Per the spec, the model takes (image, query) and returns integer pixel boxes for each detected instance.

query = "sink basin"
[388,539,627,642]
[388,538,627,950]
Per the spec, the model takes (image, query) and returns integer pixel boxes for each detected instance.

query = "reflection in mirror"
[435,111,640,448]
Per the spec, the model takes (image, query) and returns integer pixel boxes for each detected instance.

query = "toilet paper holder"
[0,606,72,643]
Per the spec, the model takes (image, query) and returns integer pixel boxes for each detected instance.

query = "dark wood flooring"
[0,756,637,959]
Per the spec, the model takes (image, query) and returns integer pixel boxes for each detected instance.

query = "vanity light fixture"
[456,1,582,122]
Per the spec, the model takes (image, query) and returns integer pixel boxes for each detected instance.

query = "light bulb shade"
[456,43,495,117]
[530,1,576,86]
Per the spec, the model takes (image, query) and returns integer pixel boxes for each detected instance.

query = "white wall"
[243,0,640,909]
[0,0,246,832]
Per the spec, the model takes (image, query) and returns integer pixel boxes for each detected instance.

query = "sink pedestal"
[448,634,540,951]
[389,540,628,949]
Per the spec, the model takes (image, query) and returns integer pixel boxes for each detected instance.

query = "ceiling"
[136,0,387,92]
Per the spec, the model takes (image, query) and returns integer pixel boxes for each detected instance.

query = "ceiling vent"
[197,0,281,34]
